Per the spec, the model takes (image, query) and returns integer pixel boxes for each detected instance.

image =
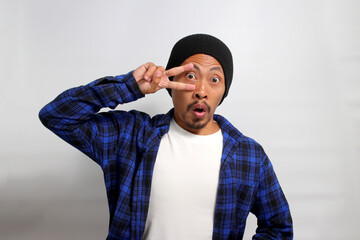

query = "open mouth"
[194,107,205,113]
[191,103,208,118]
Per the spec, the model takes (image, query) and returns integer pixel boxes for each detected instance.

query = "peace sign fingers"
[164,63,194,78]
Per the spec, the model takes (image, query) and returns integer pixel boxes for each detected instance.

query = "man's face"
[172,54,225,135]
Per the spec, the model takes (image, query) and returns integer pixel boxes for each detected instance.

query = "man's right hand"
[133,62,195,95]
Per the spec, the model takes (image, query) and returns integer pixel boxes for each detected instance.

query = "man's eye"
[211,77,220,83]
[186,73,196,80]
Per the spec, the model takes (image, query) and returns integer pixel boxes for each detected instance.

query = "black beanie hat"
[166,33,233,105]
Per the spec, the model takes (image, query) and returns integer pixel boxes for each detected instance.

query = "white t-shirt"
[143,119,223,239]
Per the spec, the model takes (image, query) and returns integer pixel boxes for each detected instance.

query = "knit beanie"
[166,33,233,105]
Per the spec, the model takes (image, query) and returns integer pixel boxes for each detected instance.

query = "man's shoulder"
[110,109,172,135]
[214,114,264,151]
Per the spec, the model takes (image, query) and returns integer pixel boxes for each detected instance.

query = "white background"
[1,0,359,239]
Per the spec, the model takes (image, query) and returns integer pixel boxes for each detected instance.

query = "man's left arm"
[250,153,293,239]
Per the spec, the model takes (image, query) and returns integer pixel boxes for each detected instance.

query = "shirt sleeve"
[38,71,145,168]
[251,153,293,239]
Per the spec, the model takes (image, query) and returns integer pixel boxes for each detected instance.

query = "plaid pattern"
[39,72,293,239]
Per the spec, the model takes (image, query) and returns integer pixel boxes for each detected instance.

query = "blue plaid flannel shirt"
[39,71,293,239]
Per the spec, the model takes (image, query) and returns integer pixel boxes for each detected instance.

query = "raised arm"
[39,71,145,167]
[39,63,195,167]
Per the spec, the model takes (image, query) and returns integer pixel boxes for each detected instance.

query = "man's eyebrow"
[210,66,222,72]
[191,64,222,72]
[192,64,200,71]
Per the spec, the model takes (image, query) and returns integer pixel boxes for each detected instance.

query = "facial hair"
[183,101,212,130]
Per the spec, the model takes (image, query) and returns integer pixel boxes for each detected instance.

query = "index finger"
[167,81,195,91]
[164,63,194,77]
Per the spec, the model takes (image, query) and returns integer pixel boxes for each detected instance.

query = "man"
[39,34,293,239]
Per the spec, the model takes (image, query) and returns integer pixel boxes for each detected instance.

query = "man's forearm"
[39,71,143,132]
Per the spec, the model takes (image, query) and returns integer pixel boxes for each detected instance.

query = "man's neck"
[173,117,220,135]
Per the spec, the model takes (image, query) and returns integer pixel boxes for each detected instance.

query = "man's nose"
[194,80,207,100]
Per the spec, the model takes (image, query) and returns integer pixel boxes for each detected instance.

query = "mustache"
[186,101,211,113]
